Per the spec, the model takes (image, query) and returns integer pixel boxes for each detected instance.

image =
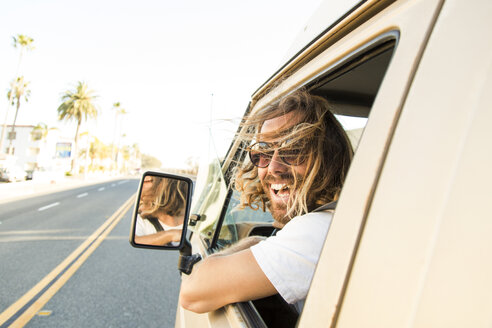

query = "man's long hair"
[231,89,353,220]
[140,178,188,218]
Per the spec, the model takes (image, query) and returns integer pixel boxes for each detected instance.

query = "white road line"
[38,202,60,212]
[77,193,88,198]
[98,187,105,191]
[118,180,129,185]
[111,184,116,187]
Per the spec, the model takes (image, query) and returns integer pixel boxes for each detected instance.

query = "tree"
[31,122,58,141]
[141,154,161,169]
[0,34,34,153]
[89,138,110,166]
[31,123,58,169]
[120,145,131,172]
[111,102,128,171]
[6,76,31,154]
[57,82,98,173]
[131,143,141,161]
[79,133,111,172]
[12,34,35,60]
[110,102,121,166]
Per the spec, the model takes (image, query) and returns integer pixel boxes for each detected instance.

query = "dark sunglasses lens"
[279,139,306,165]
[279,148,305,165]
[249,143,272,167]
[249,152,270,167]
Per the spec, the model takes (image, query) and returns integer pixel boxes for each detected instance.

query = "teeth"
[271,184,289,191]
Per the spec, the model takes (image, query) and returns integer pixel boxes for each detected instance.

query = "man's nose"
[268,150,288,174]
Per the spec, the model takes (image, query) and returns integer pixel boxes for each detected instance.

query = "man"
[179,89,353,313]
[134,176,186,246]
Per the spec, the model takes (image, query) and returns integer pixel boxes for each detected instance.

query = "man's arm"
[134,229,181,246]
[179,246,276,314]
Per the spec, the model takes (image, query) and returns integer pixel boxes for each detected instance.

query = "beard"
[267,200,289,228]
[261,171,304,227]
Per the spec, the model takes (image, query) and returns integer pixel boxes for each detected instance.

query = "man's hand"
[179,237,276,313]
[134,229,182,246]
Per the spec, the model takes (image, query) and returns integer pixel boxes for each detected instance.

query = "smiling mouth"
[270,183,290,197]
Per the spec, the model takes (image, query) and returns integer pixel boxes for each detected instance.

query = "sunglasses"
[247,139,307,168]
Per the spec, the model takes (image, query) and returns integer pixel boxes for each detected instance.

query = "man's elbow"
[178,257,231,313]
[179,291,211,314]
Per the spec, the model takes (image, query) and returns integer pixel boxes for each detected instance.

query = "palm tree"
[110,102,120,168]
[57,82,98,173]
[31,123,58,169]
[31,123,58,142]
[86,137,111,171]
[115,108,127,170]
[111,102,127,172]
[132,143,140,157]
[88,137,105,166]
[12,35,35,70]
[0,34,34,154]
[120,145,132,173]
[6,76,31,155]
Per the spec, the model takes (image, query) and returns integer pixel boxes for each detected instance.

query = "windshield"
[189,129,230,249]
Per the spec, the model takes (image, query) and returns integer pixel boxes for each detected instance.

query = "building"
[0,125,72,173]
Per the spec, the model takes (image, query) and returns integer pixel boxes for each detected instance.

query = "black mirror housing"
[129,171,193,250]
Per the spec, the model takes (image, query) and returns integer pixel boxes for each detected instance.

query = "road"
[0,179,181,327]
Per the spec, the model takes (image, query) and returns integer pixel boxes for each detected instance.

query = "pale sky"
[0,0,323,169]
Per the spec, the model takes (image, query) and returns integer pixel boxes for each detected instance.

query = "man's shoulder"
[251,210,334,250]
[289,210,333,225]
[274,211,333,239]
[312,200,337,213]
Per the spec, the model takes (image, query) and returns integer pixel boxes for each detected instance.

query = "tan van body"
[175,0,492,326]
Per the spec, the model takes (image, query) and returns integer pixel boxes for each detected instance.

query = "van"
[130,0,492,326]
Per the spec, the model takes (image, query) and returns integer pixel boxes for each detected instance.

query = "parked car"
[0,167,27,182]
[130,0,492,327]
[25,170,33,181]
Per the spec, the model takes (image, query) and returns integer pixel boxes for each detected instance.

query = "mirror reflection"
[134,175,189,247]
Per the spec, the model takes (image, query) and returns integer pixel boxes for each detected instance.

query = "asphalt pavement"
[0,176,182,327]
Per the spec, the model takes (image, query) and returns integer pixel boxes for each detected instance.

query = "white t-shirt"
[135,215,183,236]
[250,211,333,304]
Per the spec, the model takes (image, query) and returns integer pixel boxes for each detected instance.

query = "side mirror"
[130,171,193,250]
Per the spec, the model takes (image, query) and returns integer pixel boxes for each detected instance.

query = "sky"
[0,0,324,169]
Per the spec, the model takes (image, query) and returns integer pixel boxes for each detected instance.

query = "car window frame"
[190,35,399,327]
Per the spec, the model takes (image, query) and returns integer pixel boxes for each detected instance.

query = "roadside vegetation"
[0,34,197,180]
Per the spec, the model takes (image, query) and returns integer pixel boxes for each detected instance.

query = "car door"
[301,0,492,326]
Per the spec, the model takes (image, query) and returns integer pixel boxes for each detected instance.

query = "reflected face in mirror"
[138,176,155,214]
[141,175,154,193]
[134,175,189,247]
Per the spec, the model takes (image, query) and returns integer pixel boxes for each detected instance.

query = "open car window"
[199,38,398,326]
[213,41,396,253]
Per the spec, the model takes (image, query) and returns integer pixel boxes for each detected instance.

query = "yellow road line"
[0,194,135,327]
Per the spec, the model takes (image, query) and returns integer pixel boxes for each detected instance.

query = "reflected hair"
[231,88,353,219]
[141,178,188,218]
